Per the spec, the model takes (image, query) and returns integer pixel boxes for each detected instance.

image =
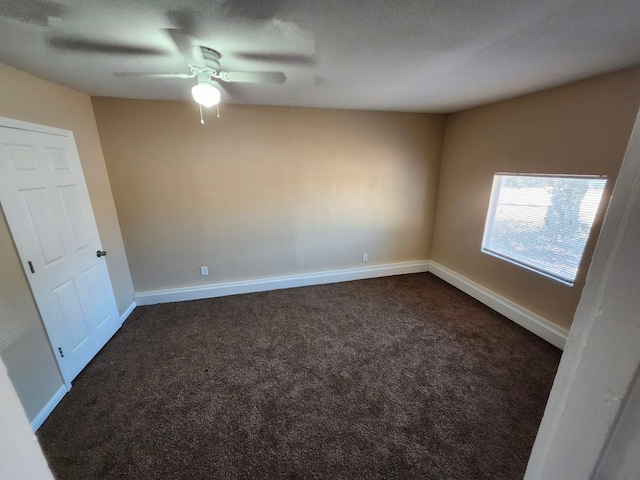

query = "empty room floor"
[37,273,561,479]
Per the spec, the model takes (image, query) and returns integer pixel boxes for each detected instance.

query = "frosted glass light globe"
[191,83,221,107]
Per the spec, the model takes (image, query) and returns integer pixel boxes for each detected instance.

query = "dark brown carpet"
[37,273,561,479]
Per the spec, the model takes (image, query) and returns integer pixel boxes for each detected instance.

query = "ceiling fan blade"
[49,37,164,56]
[212,78,236,97]
[218,71,286,84]
[166,29,205,66]
[114,72,195,79]
[234,52,315,66]
[166,9,197,36]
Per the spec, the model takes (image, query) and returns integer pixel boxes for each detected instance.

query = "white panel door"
[0,121,121,384]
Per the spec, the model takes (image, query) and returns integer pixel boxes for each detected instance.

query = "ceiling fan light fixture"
[191,82,221,107]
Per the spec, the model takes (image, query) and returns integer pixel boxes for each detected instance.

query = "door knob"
[96,250,107,257]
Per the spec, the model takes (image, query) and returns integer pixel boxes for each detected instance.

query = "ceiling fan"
[117,29,286,121]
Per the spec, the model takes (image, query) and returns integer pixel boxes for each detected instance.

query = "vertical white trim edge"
[429,261,568,350]
[524,110,640,479]
[30,385,67,432]
[119,301,136,324]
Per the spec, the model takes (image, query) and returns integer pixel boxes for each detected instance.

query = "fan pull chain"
[216,104,221,121]
[199,104,204,124]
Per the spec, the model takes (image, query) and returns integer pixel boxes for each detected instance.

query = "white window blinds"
[482,174,607,285]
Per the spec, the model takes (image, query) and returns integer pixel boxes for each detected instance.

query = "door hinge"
[28,261,35,273]
[58,347,64,358]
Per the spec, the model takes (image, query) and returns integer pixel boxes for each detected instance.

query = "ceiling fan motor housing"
[200,47,221,71]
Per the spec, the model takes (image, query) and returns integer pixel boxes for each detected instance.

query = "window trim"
[481,172,607,287]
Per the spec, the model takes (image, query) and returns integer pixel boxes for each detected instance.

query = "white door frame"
[0,116,103,389]
[0,117,73,139]
[524,110,640,478]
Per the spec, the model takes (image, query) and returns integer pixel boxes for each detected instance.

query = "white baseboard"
[135,261,431,306]
[133,259,567,349]
[29,302,137,431]
[31,264,564,433]
[119,301,136,324]
[428,262,569,350]
[30,384,67,432]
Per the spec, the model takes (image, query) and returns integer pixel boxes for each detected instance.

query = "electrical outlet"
[200,266,209,276]
[362,253,368,262]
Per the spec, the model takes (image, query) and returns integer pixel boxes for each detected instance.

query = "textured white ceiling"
[1,0,639,112]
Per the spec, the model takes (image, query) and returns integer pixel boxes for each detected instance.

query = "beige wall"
[0,62,134,421]
[431,66,640,330]
[92,99,446,292]
[3,58,636,425]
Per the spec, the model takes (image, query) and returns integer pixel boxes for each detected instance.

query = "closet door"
[0,119,120,384]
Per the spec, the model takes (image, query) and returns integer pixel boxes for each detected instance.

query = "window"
[482,173,607,285]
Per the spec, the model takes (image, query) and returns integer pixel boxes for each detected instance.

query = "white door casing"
[524,110,640,478]
[0,118,121,385]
